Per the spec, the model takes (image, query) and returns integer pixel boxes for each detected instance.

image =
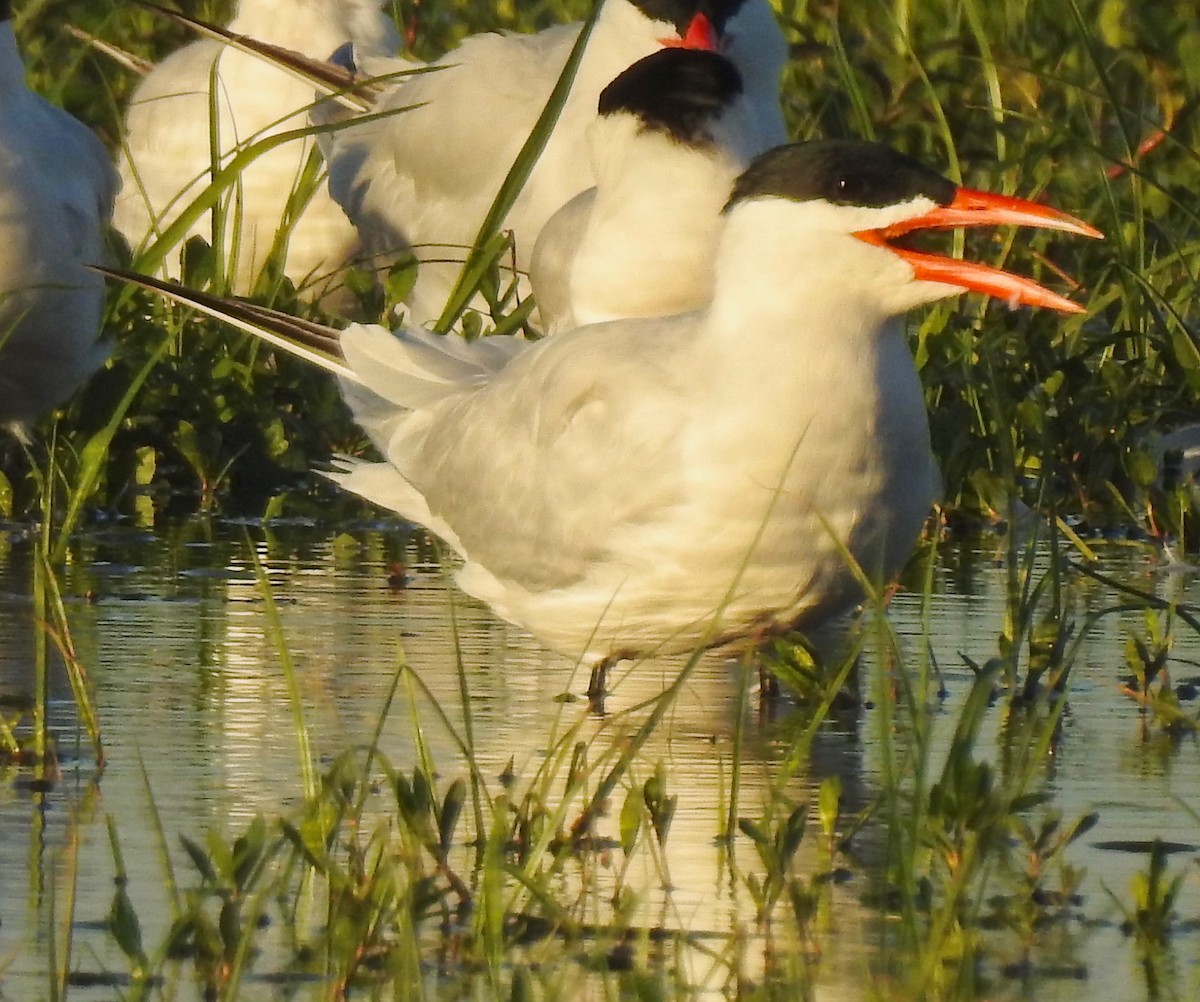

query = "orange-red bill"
[881,188,1104,241]
[854,187,1102,314]
[659,12,718,51]
[902,244,1087,313]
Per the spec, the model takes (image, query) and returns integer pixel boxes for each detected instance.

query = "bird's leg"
[587,656,613,713]
[758,659,781,700]
[744,628,781,702]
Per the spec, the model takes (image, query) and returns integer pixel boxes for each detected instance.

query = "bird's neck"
[588,121,742,222]
[596,1,668,43]
[704,200,896,355]
[579,2,670,84]
[569,136,738,323]
[722,1,789,139]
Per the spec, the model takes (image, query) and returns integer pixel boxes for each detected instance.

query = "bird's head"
[632,0,751,51]
[597,48,745,148]
[724,140,1102,318]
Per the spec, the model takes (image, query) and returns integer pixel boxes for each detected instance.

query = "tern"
[0,0,118,439]
[113,0,399,301]
[102,140,1100,695]
[321,0,788,326]
[531,46,760,335]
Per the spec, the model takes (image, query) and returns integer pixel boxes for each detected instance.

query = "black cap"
[598,49,743,146]
[727,140,958,212]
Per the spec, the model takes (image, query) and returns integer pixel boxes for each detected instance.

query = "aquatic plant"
[3,2,1200,1000]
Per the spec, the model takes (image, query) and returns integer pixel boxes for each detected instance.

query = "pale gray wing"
[323,25,575,261]
[401,319,693,592]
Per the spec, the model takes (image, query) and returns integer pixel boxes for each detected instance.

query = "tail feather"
[66,26,154,76]
[92,265,355,380]
[325,455,465,555]
[97,263,527,563]
[339,324,528,408]
[97,265,530,413]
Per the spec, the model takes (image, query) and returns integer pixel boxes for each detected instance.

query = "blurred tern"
[113,0,399,301]
[0,0,118,439]
[531,46,761,335]
[102,140,1101,694]
[322,0,788,325]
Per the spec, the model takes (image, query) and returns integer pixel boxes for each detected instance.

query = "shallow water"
[1,517,1199,999]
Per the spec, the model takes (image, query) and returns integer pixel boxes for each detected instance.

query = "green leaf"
[619,786,643,855]
[439,778,466,857]
[818,776,841,836]
[108,885,146,972]
[281,819,331,873]
[738,818,769,847]
[218,898,241,957]
[231,816,267,892]
[778,805,808,863]
[180,834,218,885]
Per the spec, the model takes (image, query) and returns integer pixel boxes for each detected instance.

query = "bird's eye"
[832,175,862,202]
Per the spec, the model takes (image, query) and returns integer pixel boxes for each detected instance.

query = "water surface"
[1,518,1198,999]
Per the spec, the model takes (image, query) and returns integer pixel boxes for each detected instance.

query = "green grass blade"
[247,536,318,802]
[51,337,171,563]
[433,0,605,332]
[125,103,421,291]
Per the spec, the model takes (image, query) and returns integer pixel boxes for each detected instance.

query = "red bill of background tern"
[322,0,789,326]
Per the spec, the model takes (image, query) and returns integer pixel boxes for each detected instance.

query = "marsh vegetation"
[3,0,1200,999]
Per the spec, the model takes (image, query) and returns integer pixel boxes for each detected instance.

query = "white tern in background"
[321,0,789,326]
[113,0,399,303]
[531,46,765,335]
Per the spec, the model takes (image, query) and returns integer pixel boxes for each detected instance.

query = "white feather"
[531,71,762,335]
[322,0,788,326]
[113,0,400,302]
[321,192,950,663]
